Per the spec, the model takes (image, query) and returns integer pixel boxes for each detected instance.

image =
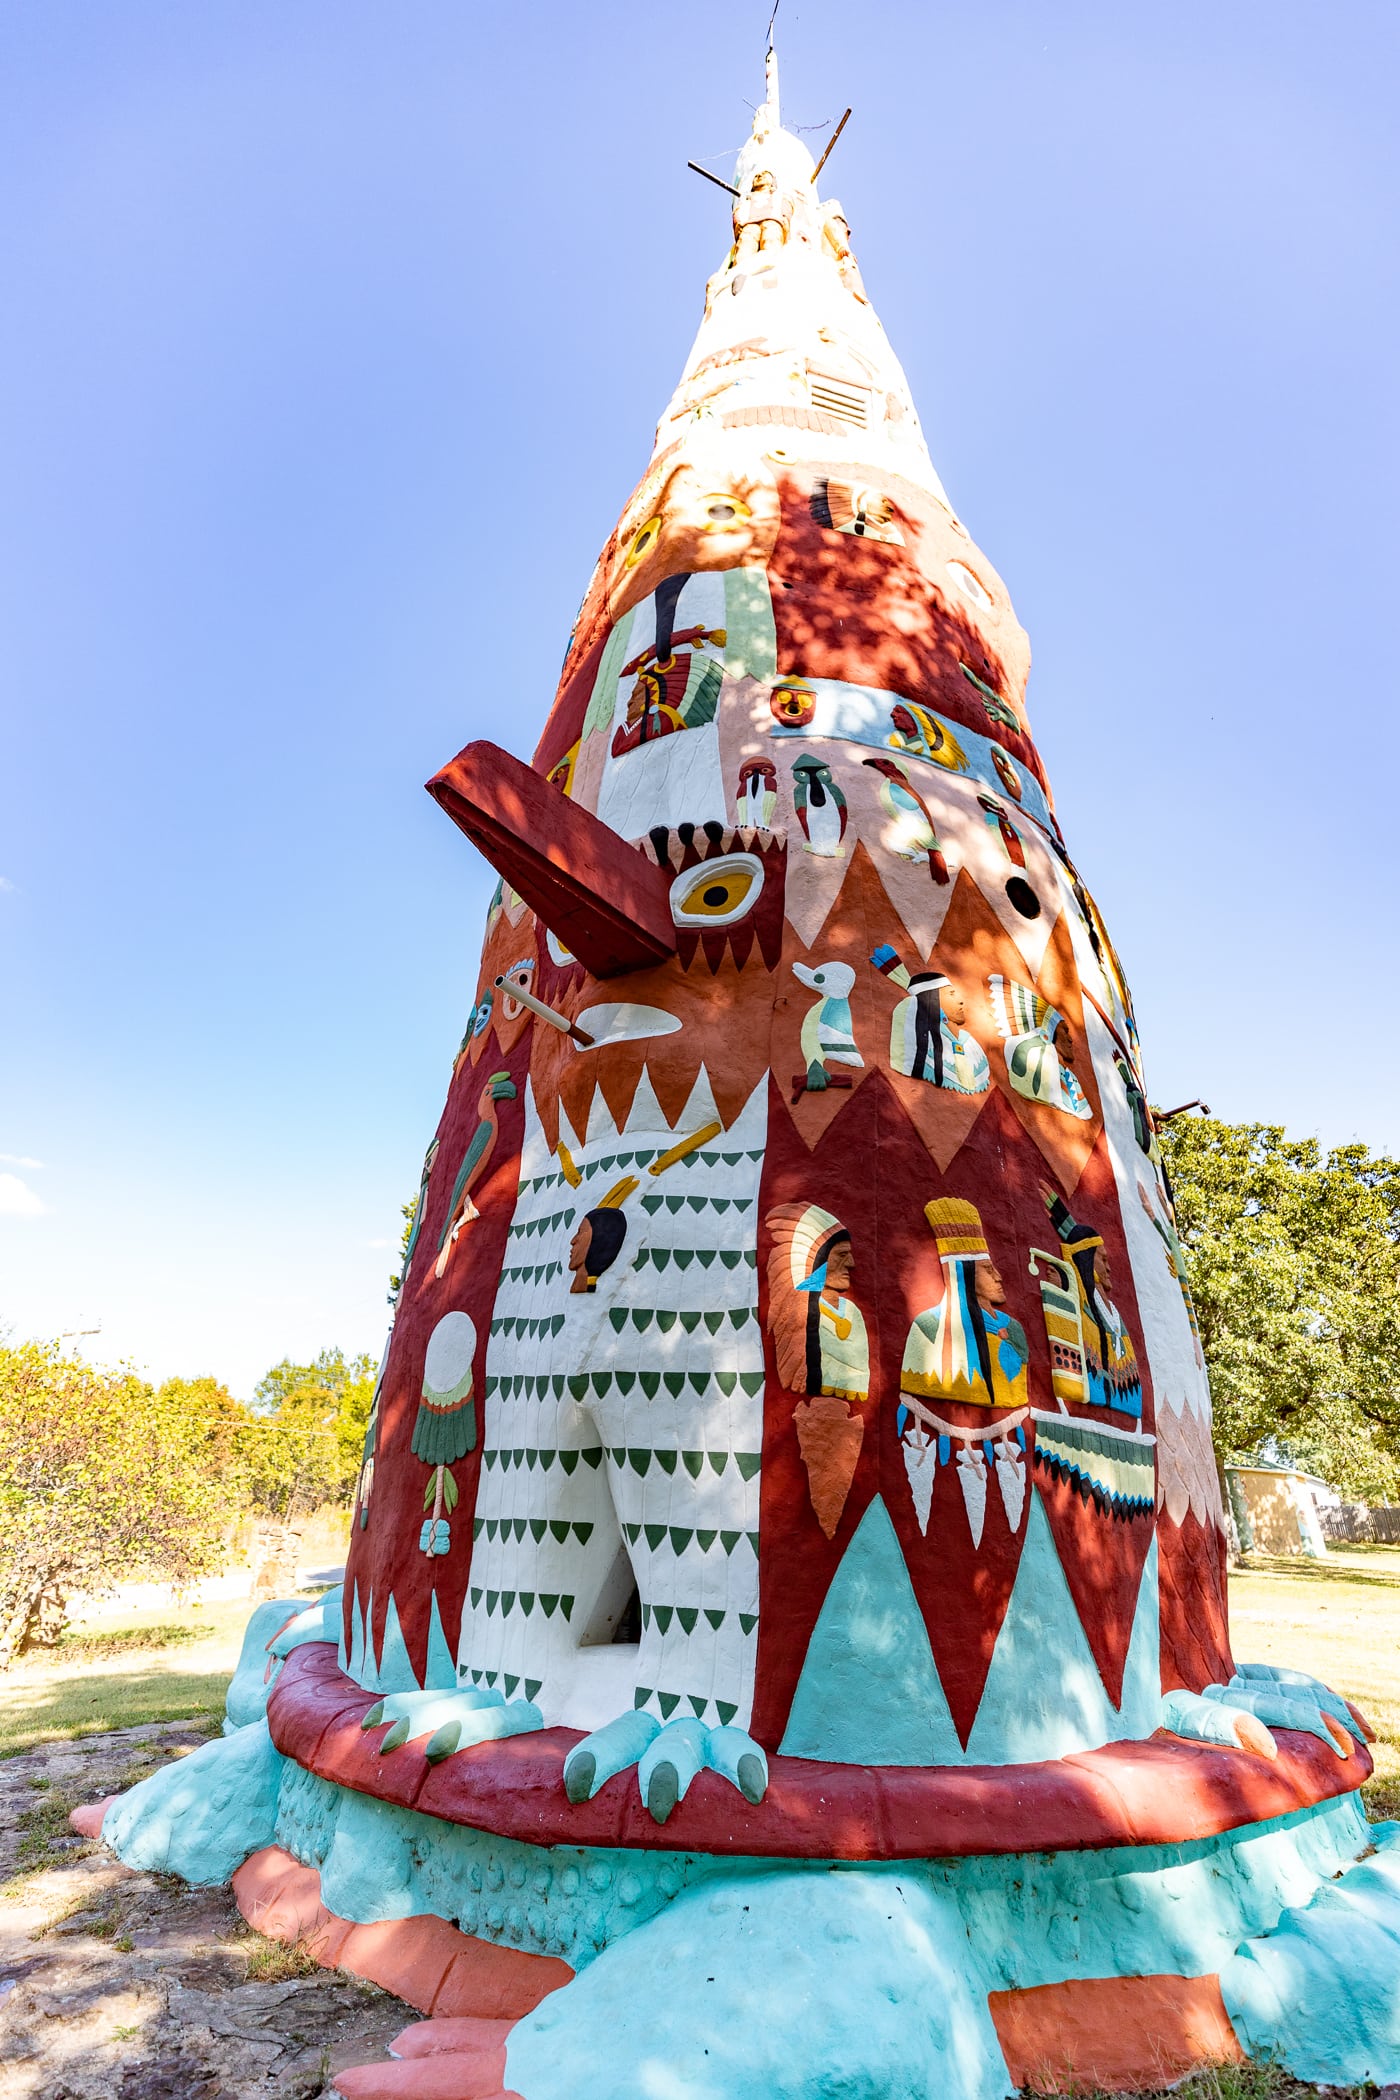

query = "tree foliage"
[0,1343,227,1666]
[244,1348,377,1519]
[0,1340,379,1665]
[388,1195,419,1302]
[1158,1118,1400,1501]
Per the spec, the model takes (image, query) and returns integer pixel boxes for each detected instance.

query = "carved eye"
[702,494,751,530]
[545,928,576,967]
[499,960,535,1019]
[947,559,993,609]
[670,853,765,928]
[624,516,662,568]
[471,993,493,1037]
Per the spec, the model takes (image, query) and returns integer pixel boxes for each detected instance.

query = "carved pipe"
[494,976,595,1046]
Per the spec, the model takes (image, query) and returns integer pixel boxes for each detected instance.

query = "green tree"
[388,1194,420,1301]
[0,1343,228,1665]
[245,1348,377,1520]
[1158,1118,1400,1502]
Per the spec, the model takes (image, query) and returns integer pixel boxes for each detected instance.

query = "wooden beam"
[810,108,851,184]
[426,741,678,979]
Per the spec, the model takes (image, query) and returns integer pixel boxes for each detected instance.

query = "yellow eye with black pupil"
[688,872,752,916]
[624,517,661,567]
[669,852,765,928]
[701,494,750,531]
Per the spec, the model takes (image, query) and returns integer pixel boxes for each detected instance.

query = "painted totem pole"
[92,47,1400,2100]
[341,50,1234,1792]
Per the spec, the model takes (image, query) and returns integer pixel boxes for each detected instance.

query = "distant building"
[1225,1461,1338,1558]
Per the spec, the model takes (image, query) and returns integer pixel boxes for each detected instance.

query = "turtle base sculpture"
[77,1587,1400,2096]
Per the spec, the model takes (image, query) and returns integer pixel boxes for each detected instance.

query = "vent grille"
[807,374,870,428]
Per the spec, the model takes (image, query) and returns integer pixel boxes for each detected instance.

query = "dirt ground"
[0,1721,406,2099]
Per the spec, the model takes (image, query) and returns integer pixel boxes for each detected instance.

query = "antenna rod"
[810,107,852,184]
[687,160,740,198]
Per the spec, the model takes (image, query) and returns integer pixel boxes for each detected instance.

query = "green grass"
[55,1621,201,1664]
[1071,2064,1358,2100]
[0,1597,254,1757]
[1228,1542,1400,1820]
[229,1930,324,1981]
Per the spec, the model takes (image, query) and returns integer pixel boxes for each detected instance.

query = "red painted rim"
[267,1646,1368,1861]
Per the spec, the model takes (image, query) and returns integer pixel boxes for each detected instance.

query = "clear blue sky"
[3,0,1396,1398]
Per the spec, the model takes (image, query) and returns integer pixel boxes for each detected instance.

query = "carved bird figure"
[434,1070,518,1278]
[863,756,951,884]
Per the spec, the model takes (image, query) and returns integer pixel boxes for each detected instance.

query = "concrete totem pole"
[93,45,1400,2100]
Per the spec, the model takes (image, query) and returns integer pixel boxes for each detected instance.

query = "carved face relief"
[605,455,780,626]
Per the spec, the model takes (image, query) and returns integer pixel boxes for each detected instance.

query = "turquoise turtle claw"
[563,1711,769,1822]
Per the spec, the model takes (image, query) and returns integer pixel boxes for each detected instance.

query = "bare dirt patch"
[0,1721,404,2098]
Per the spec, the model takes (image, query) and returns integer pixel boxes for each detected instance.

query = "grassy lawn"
[1228,1541,1400,1820]
[0,1597,255,1757]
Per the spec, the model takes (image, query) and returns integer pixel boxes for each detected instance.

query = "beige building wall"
[1230,1467,1329,1558]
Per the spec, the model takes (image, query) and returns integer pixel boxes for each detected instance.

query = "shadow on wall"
[767,493,1040,783]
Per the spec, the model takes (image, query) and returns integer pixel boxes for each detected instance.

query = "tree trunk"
[0,1587,46,1670]
[28,1585,70,1650]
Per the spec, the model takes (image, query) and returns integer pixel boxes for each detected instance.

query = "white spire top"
[655,32,950,510]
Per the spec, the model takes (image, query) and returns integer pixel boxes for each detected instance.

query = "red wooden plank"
[426,741,677,978]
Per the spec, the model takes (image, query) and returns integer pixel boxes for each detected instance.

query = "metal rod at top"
[811,107,852,184]
[687,160,740,198]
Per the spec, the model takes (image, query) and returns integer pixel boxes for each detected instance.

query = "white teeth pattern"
[995,1440,1026,1533]
[584,1079,623,1147]
[902,1428,936,1536]
[622,1065,667,1132]
[674,1064,723,1133]
[956,1444,987,1548]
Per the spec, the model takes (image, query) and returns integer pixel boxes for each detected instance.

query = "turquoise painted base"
[104,1717,284,1885]
[102,1631,1400,2096]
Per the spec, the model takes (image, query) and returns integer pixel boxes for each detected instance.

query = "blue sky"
[3,0,1396,1398]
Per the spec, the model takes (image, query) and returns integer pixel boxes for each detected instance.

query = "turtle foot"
[363,1687,542,1760]
[562,1711,768,1821]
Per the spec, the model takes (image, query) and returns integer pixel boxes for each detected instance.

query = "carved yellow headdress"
[596,1176,640,1212]
[924,1197,988,1263]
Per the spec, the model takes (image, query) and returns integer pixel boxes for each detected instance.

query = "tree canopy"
[1159,1118,1400,1502]
[0,1343,228,1666]
[247,1348,377,1518]
[0,1340,378,1664]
